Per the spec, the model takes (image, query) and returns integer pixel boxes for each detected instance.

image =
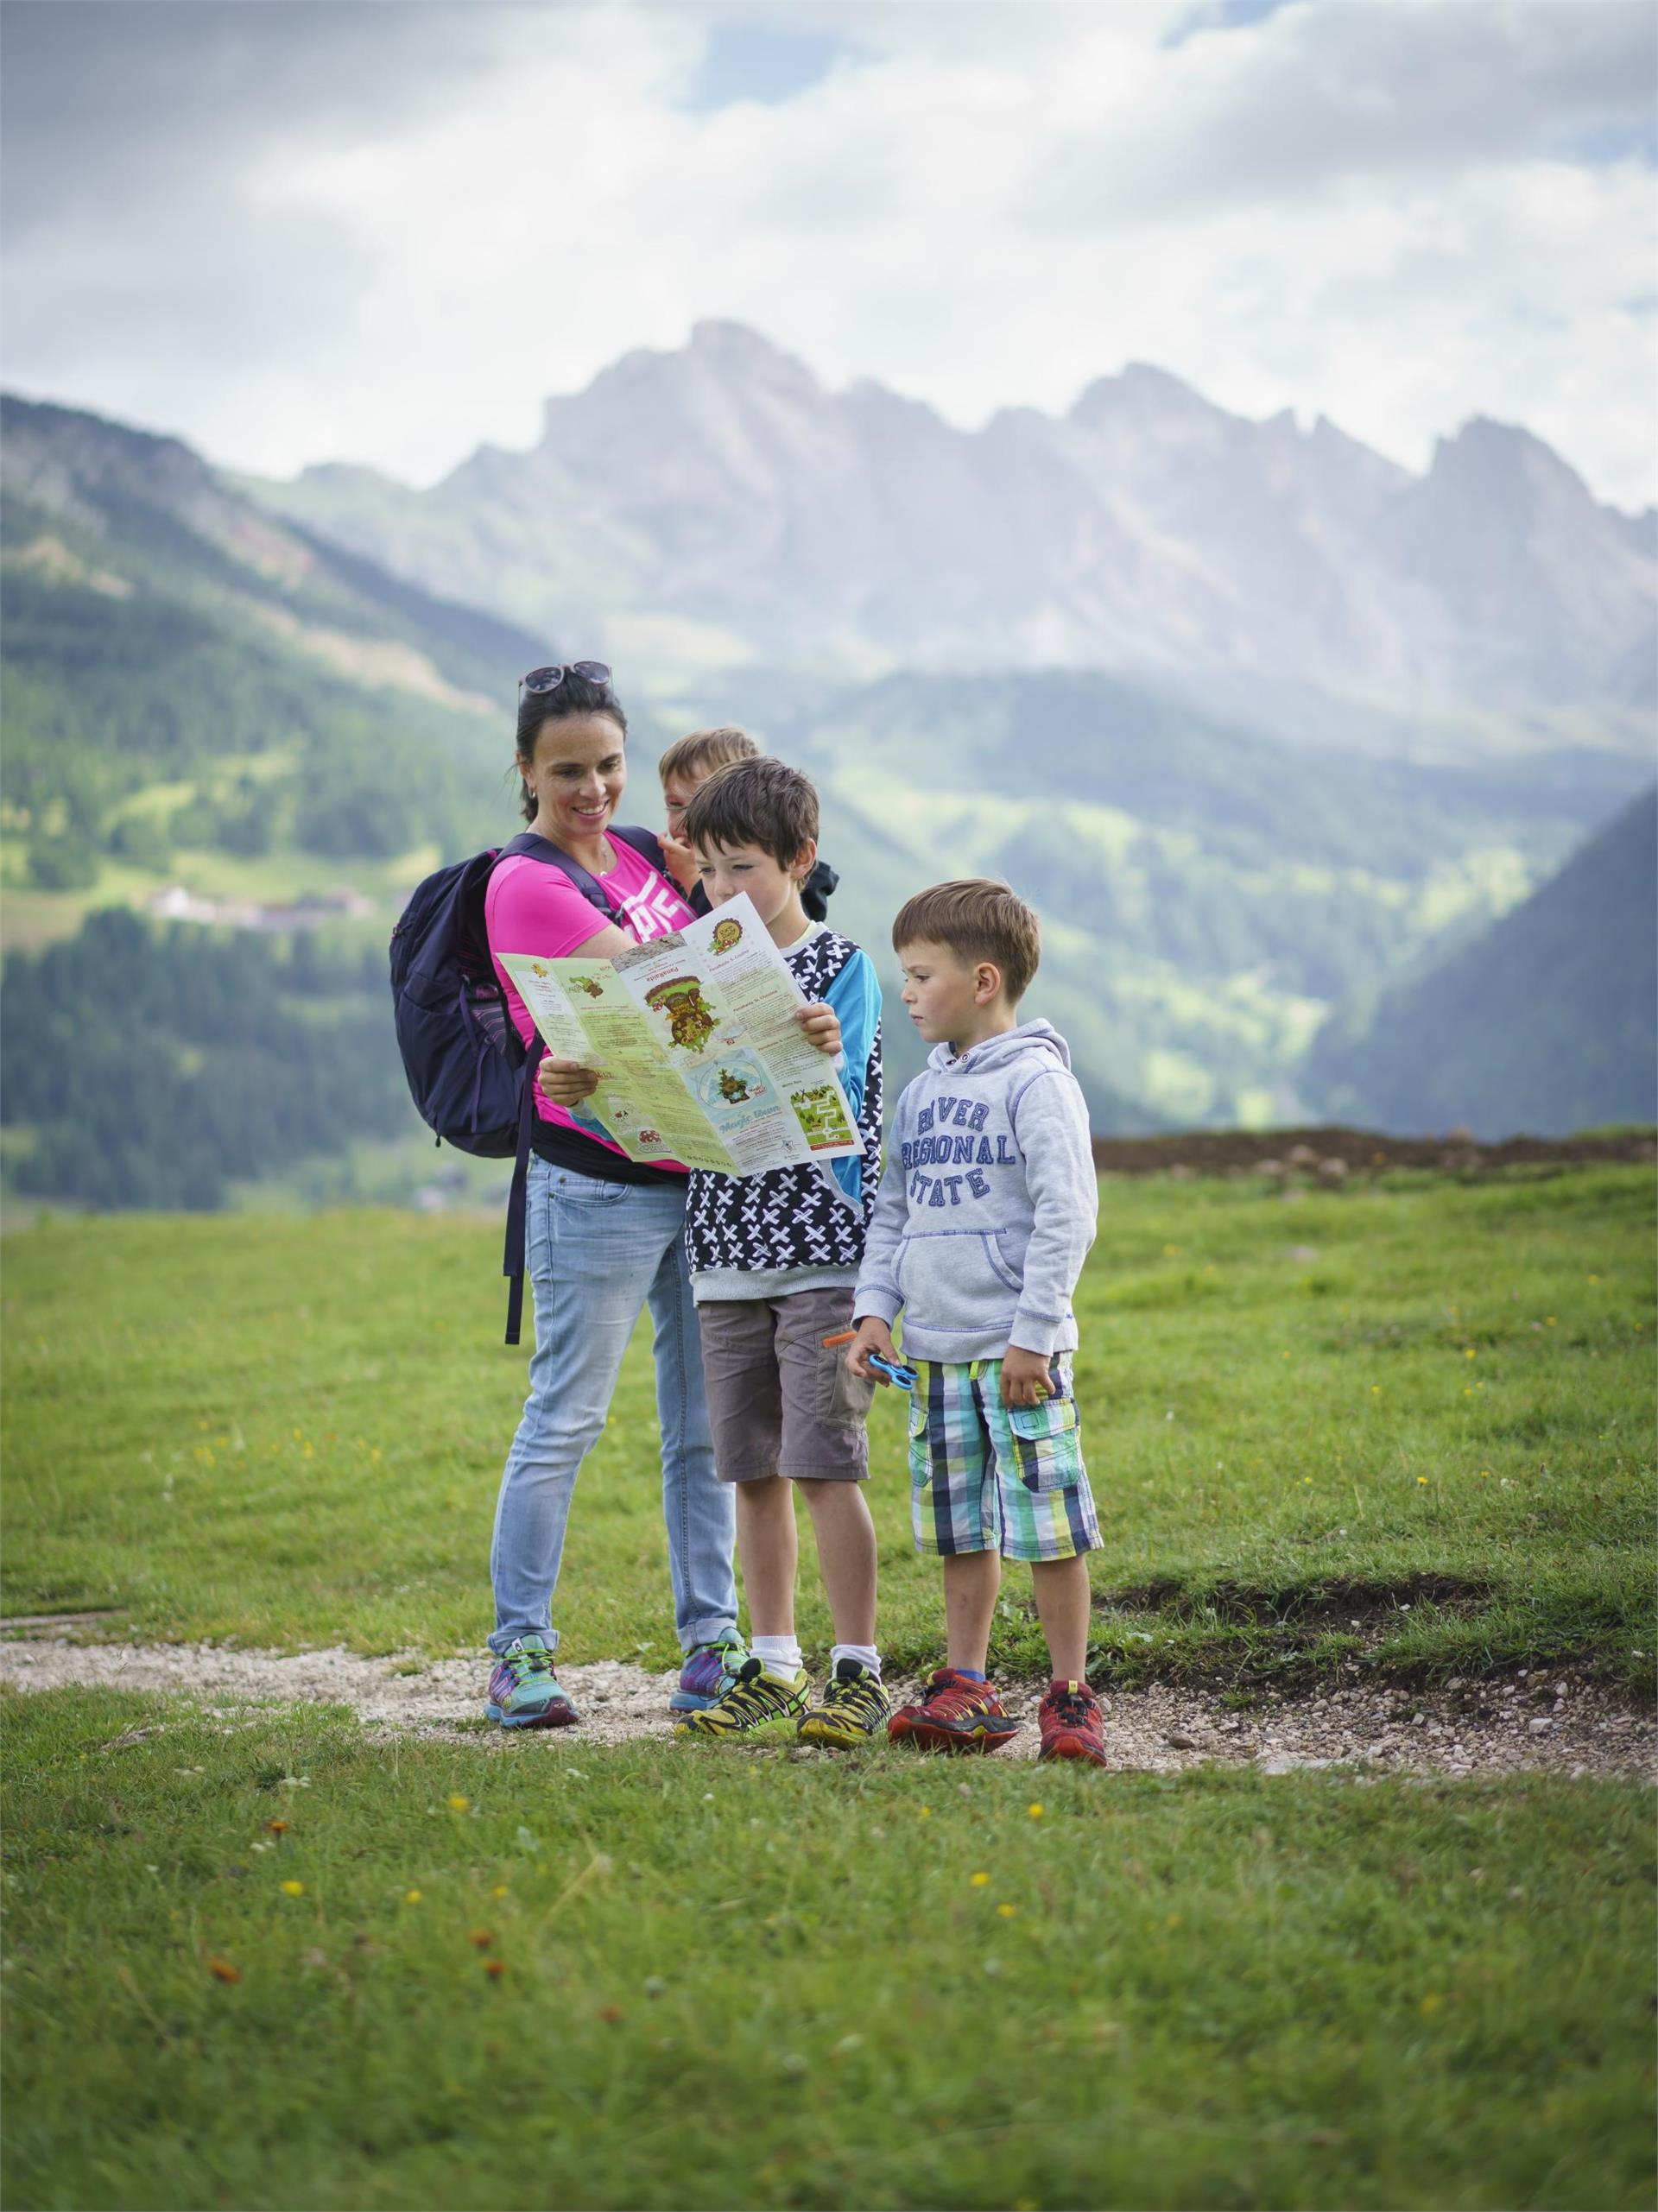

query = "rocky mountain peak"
[1426,415,1597,509]
[1068,360,1215,430]
[240,325,1655,732]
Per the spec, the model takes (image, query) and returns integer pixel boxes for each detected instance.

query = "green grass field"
[3,1167,1652,1688]
[4,1695,1651,2212]
[3,1167,1655,2209]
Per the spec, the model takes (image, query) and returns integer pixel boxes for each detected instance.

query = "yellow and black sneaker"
[798,1658,891,1749]
[674,1655,808,1741]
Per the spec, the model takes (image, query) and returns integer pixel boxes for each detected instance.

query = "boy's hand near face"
[797,1002,841,1056]
[1000,1345,1054,1408]
[846,1315,897,1381]
[659,832,699,894]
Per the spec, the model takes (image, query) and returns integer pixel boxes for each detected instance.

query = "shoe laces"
[693,1632,748,1659]
[719,1657,797,1720]
[1044,1682,1095,1728]
[504,1641,554,1681]
[924,1672,997,1719]
[822,1662,885,1721]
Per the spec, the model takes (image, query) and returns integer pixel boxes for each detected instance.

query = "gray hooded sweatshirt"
[854,1020,1098,1362]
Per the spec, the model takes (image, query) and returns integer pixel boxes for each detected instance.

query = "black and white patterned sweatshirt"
[683,922,883,1302]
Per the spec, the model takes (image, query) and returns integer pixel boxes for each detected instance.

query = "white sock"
[752,1634,802,1678]
[832,1643,882,1678]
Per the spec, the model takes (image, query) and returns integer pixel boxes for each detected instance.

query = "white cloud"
[2,0,1654,505]
[1028,0,1658,220]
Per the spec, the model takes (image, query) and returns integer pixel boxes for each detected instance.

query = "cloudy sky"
[3,0,1655,504]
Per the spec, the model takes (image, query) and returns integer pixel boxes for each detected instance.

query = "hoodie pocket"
[896,1232,1022,1343]
[983,1234,1023,1293]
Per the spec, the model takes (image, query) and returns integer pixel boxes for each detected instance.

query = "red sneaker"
[1037,1680,1108,1766]
[889,1668,1021,1754]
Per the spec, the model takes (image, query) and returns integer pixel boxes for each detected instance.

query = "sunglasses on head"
[519,660,612,697]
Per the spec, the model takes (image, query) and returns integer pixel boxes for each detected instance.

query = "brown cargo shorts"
[696,1285,877,1482]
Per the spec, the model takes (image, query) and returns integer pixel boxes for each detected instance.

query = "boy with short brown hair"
[673,757,888,1749]
[848,877,1108,1766]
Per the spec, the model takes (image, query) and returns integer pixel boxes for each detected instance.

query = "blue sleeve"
[823,949,881,1207]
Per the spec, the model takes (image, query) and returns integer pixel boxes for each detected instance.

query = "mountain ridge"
[248,320,1655,748]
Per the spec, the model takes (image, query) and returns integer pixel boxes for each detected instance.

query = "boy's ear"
[973,960,1003,1005]
[790,837,819,882]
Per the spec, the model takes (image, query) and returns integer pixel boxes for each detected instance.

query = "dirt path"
[3,1637,1651,1778]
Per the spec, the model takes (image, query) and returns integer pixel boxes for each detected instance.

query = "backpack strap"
[502,1033,546,1347]
[492,825,670,1346]
[611,824,668,876]
[497,825,668,916]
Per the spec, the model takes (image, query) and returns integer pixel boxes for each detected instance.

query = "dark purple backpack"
[389,825,666,1343]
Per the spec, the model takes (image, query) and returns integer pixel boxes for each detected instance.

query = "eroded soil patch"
[1092,1123,1656,1179]
[1103,1572,1493,1628]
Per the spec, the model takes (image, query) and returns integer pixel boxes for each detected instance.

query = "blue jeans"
[488,1158,737,1658]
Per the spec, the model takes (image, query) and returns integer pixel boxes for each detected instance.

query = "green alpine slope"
[1307,789,1657,1137]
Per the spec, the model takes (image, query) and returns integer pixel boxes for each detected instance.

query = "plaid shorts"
[907,1355,1099,1564]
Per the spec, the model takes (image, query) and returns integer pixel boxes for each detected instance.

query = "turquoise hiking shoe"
[486,1634,578,1729]
[670,1630,750,1714]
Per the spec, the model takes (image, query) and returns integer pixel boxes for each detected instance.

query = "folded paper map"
[497,894,861,1176]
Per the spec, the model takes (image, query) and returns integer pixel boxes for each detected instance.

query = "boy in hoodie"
[846,879,1107,1766]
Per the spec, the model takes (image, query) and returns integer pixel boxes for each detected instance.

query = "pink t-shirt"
[484,838,697,1162]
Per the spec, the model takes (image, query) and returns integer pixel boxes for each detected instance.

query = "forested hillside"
[2,912,406,1208]
[0,399,558,1207]
[1,396,545,910]
[1306,790,1657,1138]
[705,667,1646,1119]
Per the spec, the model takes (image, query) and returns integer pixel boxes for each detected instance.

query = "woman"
[479,662,744,1728]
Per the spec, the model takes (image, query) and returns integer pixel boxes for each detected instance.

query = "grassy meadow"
[3,1165,1652,1688]
[3,1165,1655,2209]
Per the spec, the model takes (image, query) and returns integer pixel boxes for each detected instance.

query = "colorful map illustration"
[643,976,718,1054]
[691,1051,775,1120]
[791,1083,855,1148]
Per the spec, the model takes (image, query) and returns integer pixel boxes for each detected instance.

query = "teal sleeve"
[824,949,882,1206]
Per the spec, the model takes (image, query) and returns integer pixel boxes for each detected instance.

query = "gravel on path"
[3,1638,1652,1778]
